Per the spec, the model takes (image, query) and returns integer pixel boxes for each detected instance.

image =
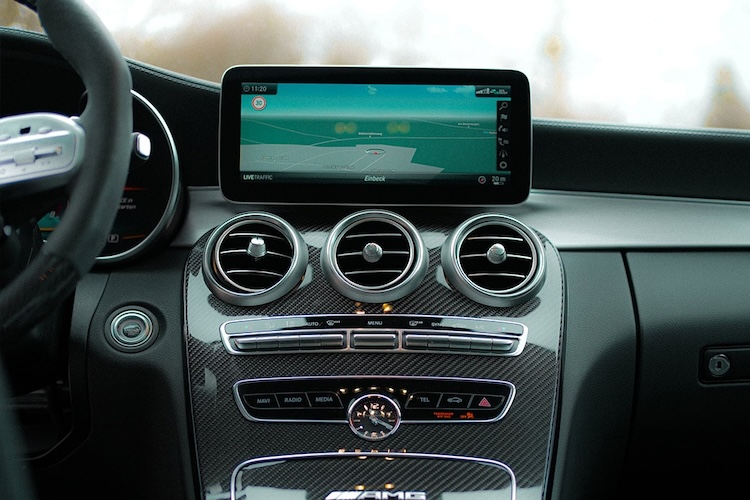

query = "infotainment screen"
[219,66,531,205]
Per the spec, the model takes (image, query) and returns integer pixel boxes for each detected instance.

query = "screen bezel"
[219,66,532,206]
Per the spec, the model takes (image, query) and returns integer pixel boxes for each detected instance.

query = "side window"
[0,0,42,32]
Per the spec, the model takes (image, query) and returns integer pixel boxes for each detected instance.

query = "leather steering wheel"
[0,1,131,498]
[0,0,132,341]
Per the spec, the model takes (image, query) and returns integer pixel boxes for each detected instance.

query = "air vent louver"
[321,210,428,303]
[441,214,546,307]
[202,213,308,306]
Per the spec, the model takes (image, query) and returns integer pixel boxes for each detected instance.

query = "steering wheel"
[0,0,132,347]
[0,1,131,495]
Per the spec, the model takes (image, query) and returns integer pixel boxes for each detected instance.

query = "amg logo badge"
[325,491,427,499]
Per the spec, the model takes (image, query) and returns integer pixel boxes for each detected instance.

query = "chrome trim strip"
[230,451,517,500]
[220,314,528,357]
[96,90,181,263]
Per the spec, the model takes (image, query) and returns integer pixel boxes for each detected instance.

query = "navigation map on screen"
[239,83,512,184]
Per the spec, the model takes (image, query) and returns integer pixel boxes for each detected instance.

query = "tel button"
[406,392,440,408]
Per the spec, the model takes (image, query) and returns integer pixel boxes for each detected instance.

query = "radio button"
[277,393,310,408]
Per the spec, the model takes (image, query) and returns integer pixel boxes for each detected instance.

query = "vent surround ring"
[202,212,308,306]
[321,210,428,303]
[441,213,546,307]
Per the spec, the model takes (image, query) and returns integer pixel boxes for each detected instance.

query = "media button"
[308,392,342,408]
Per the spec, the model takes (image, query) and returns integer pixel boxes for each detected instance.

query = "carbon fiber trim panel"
[184,211,564,499]
[233,452,514,500]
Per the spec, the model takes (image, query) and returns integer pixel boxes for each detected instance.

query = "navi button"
[244,393,278,409]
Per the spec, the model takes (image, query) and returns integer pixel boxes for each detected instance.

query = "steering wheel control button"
[348,393,401,441]
[106,307,159,352]
[0,113,85,193]
[244,394,279,409]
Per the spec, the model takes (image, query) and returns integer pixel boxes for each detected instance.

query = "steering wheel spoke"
[0,113,85,200]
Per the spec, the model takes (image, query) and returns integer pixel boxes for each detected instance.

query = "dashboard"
[3,23,750,500]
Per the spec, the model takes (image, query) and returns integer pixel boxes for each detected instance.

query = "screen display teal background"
[240,83,509,175]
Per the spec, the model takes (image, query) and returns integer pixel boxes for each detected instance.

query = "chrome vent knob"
[441,213,546,307]
[202,212,308,306]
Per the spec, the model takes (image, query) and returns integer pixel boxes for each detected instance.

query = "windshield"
[3,0,750,130]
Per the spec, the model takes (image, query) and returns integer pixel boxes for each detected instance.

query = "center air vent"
[203,212,308,306]
[441,213,546,307]
[321,210,428,303]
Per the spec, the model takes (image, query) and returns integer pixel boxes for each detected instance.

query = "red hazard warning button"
[469,395,505,410]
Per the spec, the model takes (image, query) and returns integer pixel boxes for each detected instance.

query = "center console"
[182,67,564,499]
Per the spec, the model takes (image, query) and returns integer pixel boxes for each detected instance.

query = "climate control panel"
[221,314,528,356]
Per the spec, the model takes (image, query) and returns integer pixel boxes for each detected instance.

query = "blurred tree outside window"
[3,0,750,131]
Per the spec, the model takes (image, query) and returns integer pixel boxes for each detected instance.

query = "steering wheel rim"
[0,0,132,339]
